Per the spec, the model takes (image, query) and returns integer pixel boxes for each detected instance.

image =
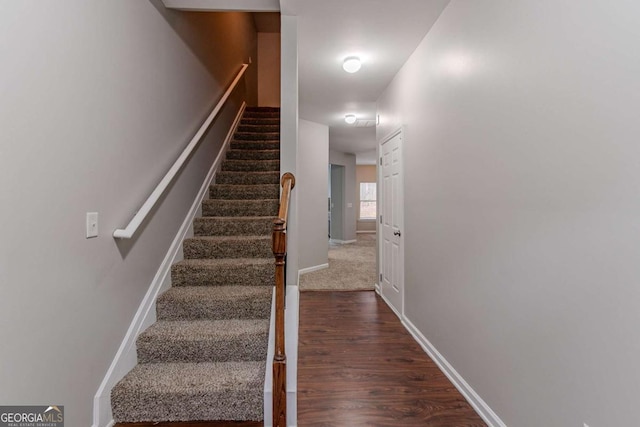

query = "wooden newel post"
[272,172,294,427]
[272,218,287,427]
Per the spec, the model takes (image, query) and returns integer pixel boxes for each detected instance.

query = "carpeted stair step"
[156,286,272,320]
[111,361,264,422]
[226,149,280,160]
[183,235,272,259]
[203,199,278,217]
[210,184,279,200]
[242,111,280,119]
[136,319,269,363]
[194,216,275,237]
[245,106,280,112]
[171,258,274,287]
[234,132,280,141]
[222,159,279,172]
[216,171,280,185]
[237,124,279,133]
[241,117,279,126]
[231,140,280,151]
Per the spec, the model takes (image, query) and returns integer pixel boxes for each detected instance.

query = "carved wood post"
[272,218,287,427]
[272,172,294,427]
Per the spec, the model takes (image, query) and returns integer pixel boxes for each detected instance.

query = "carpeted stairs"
[111,106,281,423]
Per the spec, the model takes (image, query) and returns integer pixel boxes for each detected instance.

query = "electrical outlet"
[86,212,98,238]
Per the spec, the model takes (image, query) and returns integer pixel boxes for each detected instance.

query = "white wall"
[298,119,329,270]
[377,1,640,426]
[258,32,281,107]
[280,15,299,286]
[328,150,357,242]
[0,2,257,425]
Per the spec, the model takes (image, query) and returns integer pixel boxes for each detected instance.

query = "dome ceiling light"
[342,56,362,73]
[345,114,357,124]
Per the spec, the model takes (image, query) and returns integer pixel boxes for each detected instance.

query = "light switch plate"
[86,212,98,238]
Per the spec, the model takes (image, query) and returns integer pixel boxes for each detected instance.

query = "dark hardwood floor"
[297,291,487,427]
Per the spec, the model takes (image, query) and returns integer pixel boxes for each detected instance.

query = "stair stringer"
[91,102,246,427]
[264,285,299,427]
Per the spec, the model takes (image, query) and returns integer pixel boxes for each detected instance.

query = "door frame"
[329,163,345,241]
[377,127,405,318]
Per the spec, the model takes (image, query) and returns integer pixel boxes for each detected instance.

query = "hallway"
[298,291,486,426]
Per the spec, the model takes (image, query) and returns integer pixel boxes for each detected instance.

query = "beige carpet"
[299,234,376,291]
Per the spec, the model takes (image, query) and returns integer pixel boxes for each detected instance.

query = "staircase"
[111,106,281,423]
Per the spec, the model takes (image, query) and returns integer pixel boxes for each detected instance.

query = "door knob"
[393,230,401,236]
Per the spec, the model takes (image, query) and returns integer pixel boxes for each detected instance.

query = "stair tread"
[140,319,269,341]
[175,257,272,267]
[160,285,272,301]
[111,361,264,422]
[186,235,271,242]
[236,131,280,135]
[196,215,277,220]
[223,159,279,162]
[113,360,264,391]
[171,258,274,287]
[203,198,278,203]
[245,106,280,111]
[210,184,279,189]
[157,286,271,320]
[218,171,280,176]
[218,171,279,175]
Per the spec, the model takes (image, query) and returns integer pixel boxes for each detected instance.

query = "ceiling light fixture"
[343,56,362,73]
[345,114,357,124]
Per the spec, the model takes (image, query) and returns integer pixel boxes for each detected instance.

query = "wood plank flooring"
[297,291,487,427]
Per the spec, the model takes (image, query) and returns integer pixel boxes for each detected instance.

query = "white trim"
[264,286,299,427]
[298,263,329,276]
[356,230,376,234]
[378,289,401,319]
[113,64,249,239]
[329,239,357,245]
[402,317,507,427]
[91,103,246,427]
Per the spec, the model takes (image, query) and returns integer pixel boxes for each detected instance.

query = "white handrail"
[113,63,249,239]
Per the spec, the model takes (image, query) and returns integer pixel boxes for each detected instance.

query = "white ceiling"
[280,0,450,154]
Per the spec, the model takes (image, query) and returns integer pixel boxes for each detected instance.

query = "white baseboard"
[264,285,299,427]
[329,239,357,245]
[91,103,246,427]
[402,317,506,427]
[356,230,376,234]
[298,263,329,276]
[378,290,402,319]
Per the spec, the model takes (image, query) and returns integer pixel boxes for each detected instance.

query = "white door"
[379,129,404,316]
